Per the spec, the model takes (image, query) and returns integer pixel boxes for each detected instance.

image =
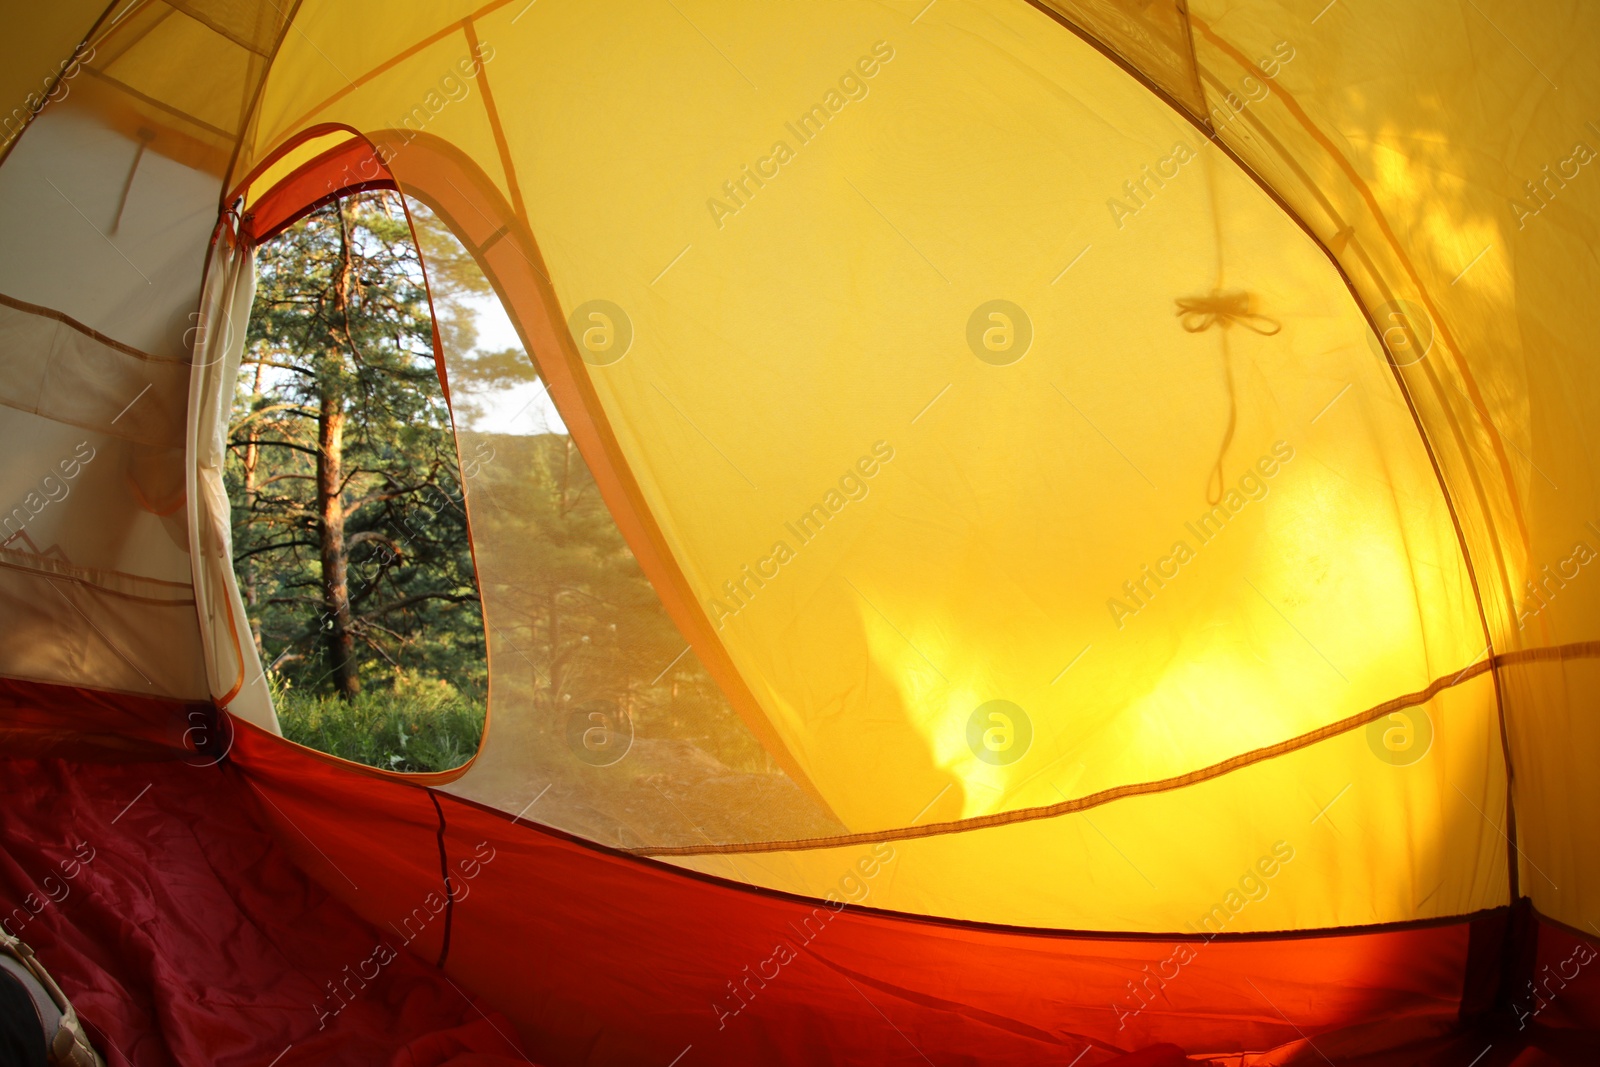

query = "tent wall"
[1181,0,1600,936]
[0,6,288,722]
[224,0,1541,935]
[0,89,216,700]
[0,0,107,164]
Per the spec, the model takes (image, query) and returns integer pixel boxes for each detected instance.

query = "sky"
[454,291,569,437]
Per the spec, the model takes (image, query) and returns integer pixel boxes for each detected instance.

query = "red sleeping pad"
[0,754,529,1067]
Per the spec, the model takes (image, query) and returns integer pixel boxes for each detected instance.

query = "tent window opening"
[228,189,486,772]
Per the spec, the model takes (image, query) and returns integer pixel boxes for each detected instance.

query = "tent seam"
[626,642,1599,857]
[252,0,524,175]
[427,789,456,969]
[219,0,308,209]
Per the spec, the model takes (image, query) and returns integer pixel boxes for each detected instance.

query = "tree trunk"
[319,391,359,698]
[242,361,264,656]
[319,202,360,700]
[546,587,560,710]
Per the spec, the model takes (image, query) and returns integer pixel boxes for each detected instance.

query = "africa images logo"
[965,700,1032,766]
[567,300,634,366]
[966,301,1032,366]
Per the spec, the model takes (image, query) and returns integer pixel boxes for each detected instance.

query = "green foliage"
[229,190,487,711]
[272,669,484,773]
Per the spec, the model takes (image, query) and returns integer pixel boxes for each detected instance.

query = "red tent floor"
[2,681,1599,1065]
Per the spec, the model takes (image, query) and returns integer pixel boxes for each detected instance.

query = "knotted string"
[1175,290,1281,505]
[1176,290,1281,336]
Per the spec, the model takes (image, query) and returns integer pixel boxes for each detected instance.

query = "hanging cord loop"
[1175,290,1280,505]
[1175,289,1281,336]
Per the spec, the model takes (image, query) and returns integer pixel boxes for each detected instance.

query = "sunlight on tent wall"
[220,0,1521,931]
[1185,0,1600,930]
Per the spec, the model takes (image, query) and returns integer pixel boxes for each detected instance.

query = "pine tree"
[229,191,484,701]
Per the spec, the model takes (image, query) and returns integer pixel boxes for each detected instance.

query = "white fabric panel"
[0,540,207,700]
[0,306,206,697]
[186,230,276,728]
[0,302,191,577]
[0,294,188,452]
[0,60,227,702]
[0,94,218,360]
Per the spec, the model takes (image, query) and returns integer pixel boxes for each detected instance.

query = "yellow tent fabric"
[5,0,1596,942]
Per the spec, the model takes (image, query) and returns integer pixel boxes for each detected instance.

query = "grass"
[271,671,485,773]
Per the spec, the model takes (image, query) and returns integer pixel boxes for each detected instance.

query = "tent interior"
[3,0,1600,1063]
